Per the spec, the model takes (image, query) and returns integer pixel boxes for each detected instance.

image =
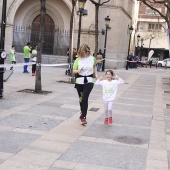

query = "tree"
[35,0,46,93]
[69,0,77,64]
[137,0,170,57]
[67,0,77,80]
[138,0,170,32]
[89,0,110,57]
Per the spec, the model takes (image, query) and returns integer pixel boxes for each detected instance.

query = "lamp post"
[136,34,144,65]
[137,34,140,48]
[140,38,144,61]
[102,16,111,71]
[145,36,153,68]
[0,0,7,98]
[126,26,133,70]
[77,0,87,50]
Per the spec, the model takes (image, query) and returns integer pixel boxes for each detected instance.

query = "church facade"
[0,0,137,68]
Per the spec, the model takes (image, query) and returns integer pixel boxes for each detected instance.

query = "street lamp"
[140,38,144,61]
[77,0,87,50]
[0,0,7,98]
[136,34,144,61]
[126,25,133,70]
[137,34,140,47]
[102,16,111,71]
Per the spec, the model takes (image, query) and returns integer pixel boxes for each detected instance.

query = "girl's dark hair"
[106,70,115,76]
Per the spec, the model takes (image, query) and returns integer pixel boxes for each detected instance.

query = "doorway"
[31,14,55,54]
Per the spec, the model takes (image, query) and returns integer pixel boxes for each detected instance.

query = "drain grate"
[167,104,170,109]
[89,107,100,112]
[163,83,170,85]
[164,91,170,93]
[57,80,74,84]
[162,78,170,80]
[114,136,144,145]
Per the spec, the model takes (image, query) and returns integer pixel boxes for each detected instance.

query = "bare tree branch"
[138,0,168,22]
[89,0,111,56]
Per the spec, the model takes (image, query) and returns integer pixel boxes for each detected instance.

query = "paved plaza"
[0,65,170,170]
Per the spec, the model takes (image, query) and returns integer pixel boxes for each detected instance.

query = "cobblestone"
[0,66,169,170]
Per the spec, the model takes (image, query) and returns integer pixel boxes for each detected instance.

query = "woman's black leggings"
[76,83,94,119]
[32,63,36,73]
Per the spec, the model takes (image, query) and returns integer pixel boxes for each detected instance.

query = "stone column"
[5,24,14,54]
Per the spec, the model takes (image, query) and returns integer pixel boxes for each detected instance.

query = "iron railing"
[12,26,70,55]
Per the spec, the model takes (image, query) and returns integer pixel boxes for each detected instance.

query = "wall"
[2,0,135,69]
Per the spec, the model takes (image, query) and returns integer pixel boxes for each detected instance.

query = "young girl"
[95,70,124,124]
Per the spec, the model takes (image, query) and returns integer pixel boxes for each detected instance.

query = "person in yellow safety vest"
[10,45,16,70]
[23,42,31,73]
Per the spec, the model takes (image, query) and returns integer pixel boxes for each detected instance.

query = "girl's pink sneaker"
[109,117,112,124]
[104,118,108,124]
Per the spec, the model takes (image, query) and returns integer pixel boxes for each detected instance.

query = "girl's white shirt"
[95,78,124,101]
[32,50,37,62]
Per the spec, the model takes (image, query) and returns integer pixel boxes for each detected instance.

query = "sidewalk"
[0,66,170,170]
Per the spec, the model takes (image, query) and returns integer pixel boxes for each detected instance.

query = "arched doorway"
[31,14,55,54]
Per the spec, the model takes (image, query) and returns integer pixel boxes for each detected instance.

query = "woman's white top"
[95,78,124,101]
[73,56,97,84]
[32,50,37,62]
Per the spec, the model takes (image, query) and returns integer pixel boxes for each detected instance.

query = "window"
[148,23,162,31]
[145,7,162,15]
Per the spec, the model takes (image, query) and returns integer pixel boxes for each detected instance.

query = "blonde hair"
[77,44,90,58]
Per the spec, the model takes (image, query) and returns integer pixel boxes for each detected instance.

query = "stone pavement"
[0,65,170,170]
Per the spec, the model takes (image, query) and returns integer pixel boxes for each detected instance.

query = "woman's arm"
[93,65,98,79]
[73,68,82,74]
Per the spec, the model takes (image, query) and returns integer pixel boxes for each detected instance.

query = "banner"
[148,50,154,61]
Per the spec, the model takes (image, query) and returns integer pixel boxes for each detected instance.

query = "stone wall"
[5,53,68,65]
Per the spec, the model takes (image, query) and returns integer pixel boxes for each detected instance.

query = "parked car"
[157,58,170,67]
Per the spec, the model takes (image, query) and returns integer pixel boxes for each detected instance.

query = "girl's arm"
[95,75,104,85]
[114,75,124,84]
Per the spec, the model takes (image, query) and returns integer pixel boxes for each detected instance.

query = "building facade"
[136,2,169,62]
[0,0,136,68]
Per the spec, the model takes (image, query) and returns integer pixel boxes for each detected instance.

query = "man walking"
[23,42,31,73]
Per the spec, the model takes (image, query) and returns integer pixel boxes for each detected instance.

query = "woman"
[73,44,98,125]
[31,46,38,76]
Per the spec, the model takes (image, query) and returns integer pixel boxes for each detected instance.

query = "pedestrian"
[96,53,103,71]
[31,46,37,76]
[126,55,130,70]
[149,59,152,68]
[10,45,16,70]
[66,47,69,57]
[95,70,124,124]
[165,59,168,69]
[72,48,77,62]
[97,49,103,55]
[23,42,31,73]
[73,44,98,125]
[155,59,158,69]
